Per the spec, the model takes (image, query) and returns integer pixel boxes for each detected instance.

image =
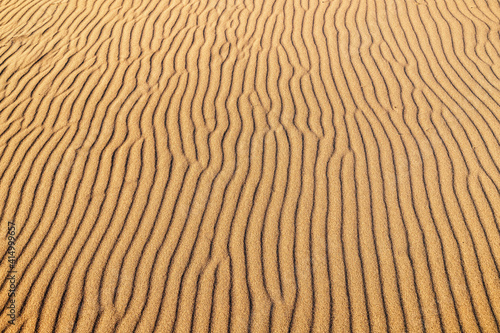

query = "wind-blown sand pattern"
[1,0,500,331]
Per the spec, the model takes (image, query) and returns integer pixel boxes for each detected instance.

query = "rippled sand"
[1,0,500,331]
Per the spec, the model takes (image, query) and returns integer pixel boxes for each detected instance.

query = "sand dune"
[1,0,500,331]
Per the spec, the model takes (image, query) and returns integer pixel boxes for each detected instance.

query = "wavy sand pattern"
[1,0,500,331]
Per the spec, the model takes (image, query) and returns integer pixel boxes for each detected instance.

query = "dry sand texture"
[0,0,500,331]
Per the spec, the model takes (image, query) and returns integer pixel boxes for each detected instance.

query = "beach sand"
[1,0,500,331]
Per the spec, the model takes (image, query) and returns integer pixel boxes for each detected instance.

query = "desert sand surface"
[1,0,500,331]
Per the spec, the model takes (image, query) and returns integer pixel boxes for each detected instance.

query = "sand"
[0,0,499,331]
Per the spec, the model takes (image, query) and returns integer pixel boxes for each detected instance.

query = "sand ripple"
[1,0,500,331]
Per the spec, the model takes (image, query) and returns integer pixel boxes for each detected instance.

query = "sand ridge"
[0,0,500,331]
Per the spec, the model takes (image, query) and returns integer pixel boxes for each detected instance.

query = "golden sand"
[1,0,500,331]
